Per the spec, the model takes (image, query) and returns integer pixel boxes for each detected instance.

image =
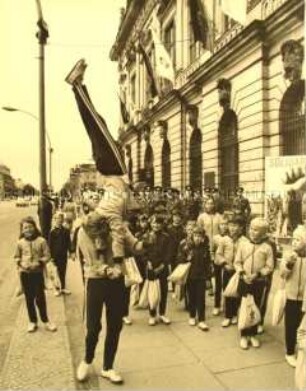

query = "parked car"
[15,197,30,207]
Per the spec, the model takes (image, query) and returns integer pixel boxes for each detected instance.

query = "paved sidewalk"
[0,291,75,390]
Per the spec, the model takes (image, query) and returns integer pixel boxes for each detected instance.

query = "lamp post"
[2,106,54,189]
[35,0,49,196]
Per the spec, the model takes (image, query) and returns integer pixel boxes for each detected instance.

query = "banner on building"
[150,12,175,83]
[188,0,213,51]
[265,156,306,237]
[138,42,159,97]
[220,0,248,25]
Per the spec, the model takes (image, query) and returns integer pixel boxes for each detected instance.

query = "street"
[0,204,297,390]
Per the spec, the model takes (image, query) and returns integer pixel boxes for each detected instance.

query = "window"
[144,144,154,186]
[218,109,239,203]
[189,128,202,191]
[145,49,155,104]
[130,73,136,105]
[162,139,171,188]
[164,20,176,68]
[280,80,306,155]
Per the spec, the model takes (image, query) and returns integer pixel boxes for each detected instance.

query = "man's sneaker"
[159,315,171,325]
[148,317,156,326]
[65,59,87,85]
[189,318,196,326]
[257,325,264,334]
[44,322,57,332]
[250,336,260,348]
[76,361,90,382]
[231,316,238,325]
[61,289,71,295]
[240,337,249,350]
[54,290,61,297]
[123,317,132,325]
[285,354,297,368]
[198,322,209,331]
[27,322,37,333]
[101,369,123,384]
[212,308,220,316]
[221,318,231,328]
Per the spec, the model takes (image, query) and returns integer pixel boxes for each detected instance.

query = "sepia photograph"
[0,0,305,390]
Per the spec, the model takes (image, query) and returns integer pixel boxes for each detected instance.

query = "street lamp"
[2,106,54,189]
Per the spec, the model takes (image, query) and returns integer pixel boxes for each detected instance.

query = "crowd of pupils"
[13,191,306,372]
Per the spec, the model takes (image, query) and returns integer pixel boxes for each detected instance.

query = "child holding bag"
[234,218,274,350]
[177,226,212,331]
[14,216,57,333]
[216,215,248,328]
[280,225,306,368]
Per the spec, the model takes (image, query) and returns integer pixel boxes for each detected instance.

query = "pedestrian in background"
[14,216,57,333]
[49,212,73,296]
[37,190,53,240]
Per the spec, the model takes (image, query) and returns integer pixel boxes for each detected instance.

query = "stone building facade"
[110,0,305,215]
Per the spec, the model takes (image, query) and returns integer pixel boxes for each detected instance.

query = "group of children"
[14,191,306,371]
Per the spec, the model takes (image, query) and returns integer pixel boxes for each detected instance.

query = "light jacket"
[280,253,306,301]
[234,239,274,277]
[77,225,142,279]
[216,235,249,270]
[14,236,50,272]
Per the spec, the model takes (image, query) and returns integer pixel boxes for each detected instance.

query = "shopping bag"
[168,263,191,285]
[295,345,306,391]
[238,294,261,330]
[148,280,161,310]
[124,257,143,287]
[138,280,149,308]
[130,284,140,307]
[44,262,61,290]
[271,288,286,326]
[223,272,240,298]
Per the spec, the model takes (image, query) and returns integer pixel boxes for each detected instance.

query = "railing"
[261,0,288,19]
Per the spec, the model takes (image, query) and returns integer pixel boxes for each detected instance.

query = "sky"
[0,0,125,192]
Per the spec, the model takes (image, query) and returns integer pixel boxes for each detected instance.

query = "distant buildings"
[110,0,305,215]
[0,164,15,199]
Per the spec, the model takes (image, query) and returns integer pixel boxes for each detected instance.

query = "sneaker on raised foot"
[101,369,123,384]
[198,322,209,331]
[285,354,297,368]
[240,337,249,350]
[123,317,132,325]
[148,317,156,326]
[188,318,196,326]
[250,336,260,348]
[65,59,87,85]
[221,318,231,328]
[76,361,90,382]
[27,322,37,333]
[159,315,171,325]
[212,308,220,316]
[44,322,57,332]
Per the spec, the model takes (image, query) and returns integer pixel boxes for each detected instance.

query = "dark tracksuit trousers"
[284,299,303,355]
[149,271,168,317]
[222,269,238,319]
[20,272,49,323]
[214,264,223,309]
[85,278,125,370]
[123,286,131,317]
[54,259,68,289]
[186,279,206,321]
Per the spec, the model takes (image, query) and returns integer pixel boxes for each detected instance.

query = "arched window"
[280,80,305,155]
[189,128,202,190]
[162,139,171,188]
[219,109,239,201]
[144,144,154,187]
